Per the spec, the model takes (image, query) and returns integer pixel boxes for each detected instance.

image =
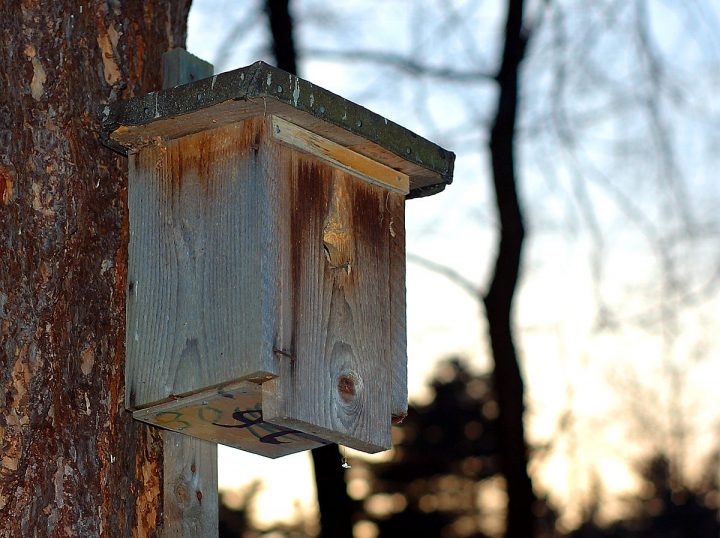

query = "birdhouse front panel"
[124,116,403,454]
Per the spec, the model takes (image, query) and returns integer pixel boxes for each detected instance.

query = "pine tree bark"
[0,1,190,535]
[484,0,535,536]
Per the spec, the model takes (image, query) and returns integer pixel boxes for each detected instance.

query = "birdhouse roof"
[101,61,454,198]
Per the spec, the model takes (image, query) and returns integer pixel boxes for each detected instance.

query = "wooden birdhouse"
[101,61,454,458]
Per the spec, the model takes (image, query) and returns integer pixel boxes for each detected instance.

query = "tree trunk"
[311,445,354,538]
[484,0,535,536]
[0,1,190,535]
[265,0,298,75]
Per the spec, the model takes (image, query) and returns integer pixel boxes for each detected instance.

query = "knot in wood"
[337,374,356,403]
[322,182,353,273]
[174,482,191,506]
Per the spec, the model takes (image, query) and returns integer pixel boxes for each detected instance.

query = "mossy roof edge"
[100,61,454,198]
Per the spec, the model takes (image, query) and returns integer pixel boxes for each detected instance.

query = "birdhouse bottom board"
[133,381,329,459]
[125,116,408,457]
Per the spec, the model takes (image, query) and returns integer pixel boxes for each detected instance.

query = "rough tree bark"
[484,0,535,536]
[262,2,354,536]
[0,1,191,535]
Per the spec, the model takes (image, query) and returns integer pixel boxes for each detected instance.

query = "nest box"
[101,61,454,458]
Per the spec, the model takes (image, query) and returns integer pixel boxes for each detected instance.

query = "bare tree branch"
[407,253,481,299]
[266,0,298,74]
[301,48,494,82]
[213,8,265,71]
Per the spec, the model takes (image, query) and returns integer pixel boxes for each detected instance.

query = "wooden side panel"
[126,120,278,409]
[387,193,408,422]
[161,432,217,536]
[263,152,398,453]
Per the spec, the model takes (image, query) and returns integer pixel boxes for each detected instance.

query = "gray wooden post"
[159,48,218,537]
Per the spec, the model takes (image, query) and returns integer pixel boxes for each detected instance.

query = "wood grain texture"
[271,116,410,194]
[162,48,213,89]
[161,431,217,537]
[387,192,408,422]
[134,381,327,458]
[156,47,219,538]
[126,119,279,409]
[263,151,399,452]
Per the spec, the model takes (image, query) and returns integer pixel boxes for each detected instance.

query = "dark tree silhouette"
[351,357,559,537]
[484,1,536,536]
[219,490,252,537]
[311,444,356,538]
[265,0,298,75]
[350,358,499,537]
[569,451,720,538]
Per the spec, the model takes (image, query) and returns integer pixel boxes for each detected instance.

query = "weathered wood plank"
[387,192,408,422]
[161,431,217,537]
[134,381,327,458]
[126,119,278,410]
[162,48,213,89]
[156,46,219,538]
[271,116,409,194]
[101,61,455,198]
[263,151,397,452]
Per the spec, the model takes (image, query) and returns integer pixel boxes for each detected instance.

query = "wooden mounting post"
[159,48,217,537]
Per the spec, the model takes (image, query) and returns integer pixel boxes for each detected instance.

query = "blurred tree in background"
[568,451,720,537]
[219,358,720,536]
[350,358,503,537]
[347,357,563,538]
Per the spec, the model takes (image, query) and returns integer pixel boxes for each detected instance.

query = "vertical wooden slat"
[387,192,408,422]
[126,122,278,409]
[263,153,396,452]
[161,432,218,537]
[156,50,217,538]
